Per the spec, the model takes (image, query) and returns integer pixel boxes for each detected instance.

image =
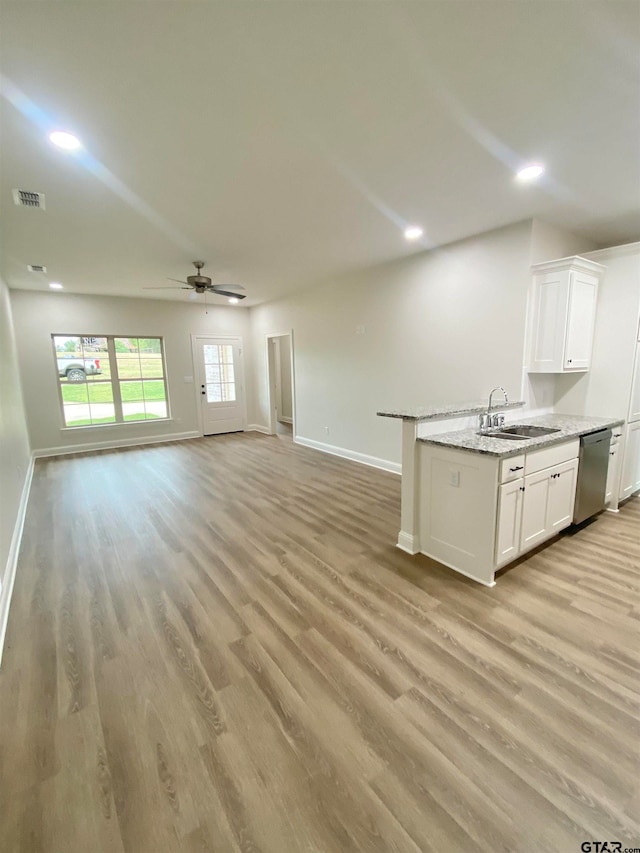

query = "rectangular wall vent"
[27,264,47,273]
[12,189,46,209]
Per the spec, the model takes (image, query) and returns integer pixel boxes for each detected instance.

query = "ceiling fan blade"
[210,283,246,291]
[167,277,189,285]
[207,288,247,299]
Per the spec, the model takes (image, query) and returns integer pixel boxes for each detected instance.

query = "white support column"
[397,419,420,554]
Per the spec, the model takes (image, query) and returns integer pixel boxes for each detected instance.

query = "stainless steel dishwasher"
[573,429,612,524]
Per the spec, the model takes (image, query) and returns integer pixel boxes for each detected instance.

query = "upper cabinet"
[528,256,605,373]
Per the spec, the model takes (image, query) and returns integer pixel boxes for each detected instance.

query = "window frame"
[51,334,170,429]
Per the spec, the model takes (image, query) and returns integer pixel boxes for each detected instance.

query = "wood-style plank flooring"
[1,432,639,852]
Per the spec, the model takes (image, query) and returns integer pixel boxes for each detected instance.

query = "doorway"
[192,336,246,435]
[266,332,295,438]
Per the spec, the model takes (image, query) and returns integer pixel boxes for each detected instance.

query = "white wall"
[250,220,535,466]
[10,291,252,454]
[529,219,598,265]
[554,243,640,419]
[0,276,31,588]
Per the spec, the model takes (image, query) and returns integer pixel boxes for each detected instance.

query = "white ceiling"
[1,1,639,306]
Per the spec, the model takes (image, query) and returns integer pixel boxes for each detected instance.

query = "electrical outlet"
[324,426,330,435]
[449,470,460,487]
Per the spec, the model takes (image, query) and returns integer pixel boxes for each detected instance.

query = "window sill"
[61,418,175,432]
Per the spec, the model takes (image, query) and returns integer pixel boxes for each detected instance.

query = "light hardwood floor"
[1,432,638,852]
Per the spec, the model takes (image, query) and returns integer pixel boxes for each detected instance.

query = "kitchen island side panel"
[418,444,499,586]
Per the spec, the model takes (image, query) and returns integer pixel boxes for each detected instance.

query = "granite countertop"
[417,414,625,458]
[377,400,526,422]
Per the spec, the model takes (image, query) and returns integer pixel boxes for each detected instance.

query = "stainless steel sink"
[486,424,562,440]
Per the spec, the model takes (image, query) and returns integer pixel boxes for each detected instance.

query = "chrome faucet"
[478,386,509,433]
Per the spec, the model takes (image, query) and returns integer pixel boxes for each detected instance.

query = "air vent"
[27,264,47,273]
[12,189,46,210]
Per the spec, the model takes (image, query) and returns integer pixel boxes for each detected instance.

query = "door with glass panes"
[195,337,245,435]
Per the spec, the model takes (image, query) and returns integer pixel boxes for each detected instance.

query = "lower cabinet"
[605,441,620,505]
[620,420,640,500]
[495,458,579,568]
[495,479,524,566]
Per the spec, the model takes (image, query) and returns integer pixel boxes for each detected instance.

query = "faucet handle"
[478,413,492,432]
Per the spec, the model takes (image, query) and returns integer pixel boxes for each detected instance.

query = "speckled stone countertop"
[417,414,625,458]
[377,400,526,422]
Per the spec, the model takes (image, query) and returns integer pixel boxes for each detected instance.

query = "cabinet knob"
[610,451,615,456]
[519,486,525,492]
[568,359,572,363]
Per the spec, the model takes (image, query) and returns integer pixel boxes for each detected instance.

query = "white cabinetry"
[620,420,640,500]
[606,441,621,506]
[418,438,582,585]
[528,256,604,373]
[496,456,578,567]
[495,479,524,567]
[546,459,579,532]
[629,343,640,422]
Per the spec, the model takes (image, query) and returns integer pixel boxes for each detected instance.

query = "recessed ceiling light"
[49,131,81,150]
[228,297,239,304]
[49,282,63,289]
[516,163,544,182]
[404,225,424,241]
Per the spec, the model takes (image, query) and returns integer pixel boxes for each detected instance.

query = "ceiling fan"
[144,261,246,300]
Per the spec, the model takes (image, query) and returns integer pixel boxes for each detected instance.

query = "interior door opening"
[266,332,295,439]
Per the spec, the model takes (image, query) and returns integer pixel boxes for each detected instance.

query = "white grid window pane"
[206,384,222,402]
[221,383,236,402]
[203,345,220,365]
[205,364,221,382]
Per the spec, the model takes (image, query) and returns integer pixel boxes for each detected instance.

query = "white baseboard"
[0,454,35,668]
[279,416,293,425]
[397,531,419,554]
[294,435,401,475]
[247,424,271,435]
[32,429,200,459]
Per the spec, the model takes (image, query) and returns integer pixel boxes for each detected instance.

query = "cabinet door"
[620,421,640,499]
[546,459,579,533]
[495,479,524,567]
[520,469,551,551]
[529,271,571,372]
[629,342,640,423]
[564,271,598,370]
[606,443,620,505]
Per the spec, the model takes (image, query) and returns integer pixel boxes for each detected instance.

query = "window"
[203,343,236,402]
[53,335,169,427]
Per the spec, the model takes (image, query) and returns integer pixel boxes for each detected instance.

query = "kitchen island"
[379,408,624,586]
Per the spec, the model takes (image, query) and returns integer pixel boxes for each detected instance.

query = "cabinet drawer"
[500,455,525,483]
[525,439,579,475]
